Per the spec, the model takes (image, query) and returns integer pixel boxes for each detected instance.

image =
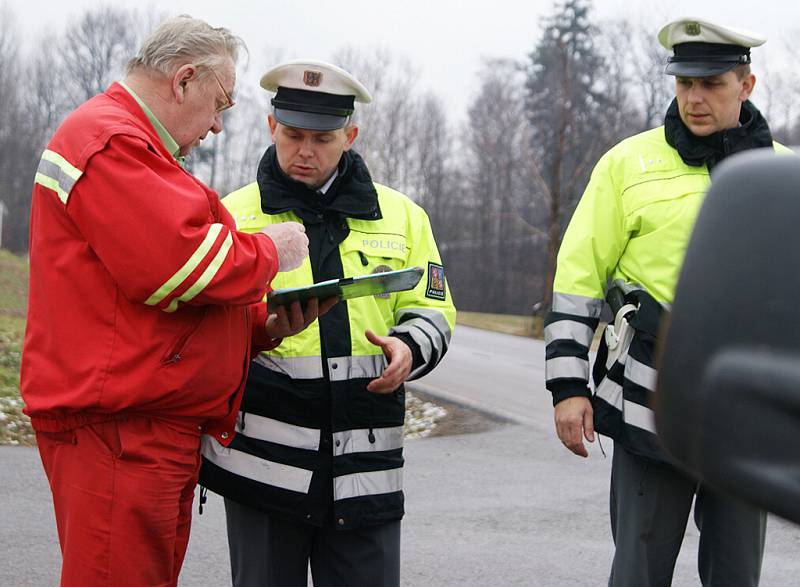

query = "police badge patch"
[685,22,702,36]
[426,262,446,300]
[303,70,322,87]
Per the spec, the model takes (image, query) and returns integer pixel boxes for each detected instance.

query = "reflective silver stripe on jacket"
[544,320,595,348]
[201,437,313,494]
[334,467,403,501]
[34,149,84,204]
[595,377,656,433]
[624,400,657,434]
[327,355,386,382]
[254,353,324,379]
[390,308,452,378]
[595,376,623,410]
[393,308,453,344]
[332,426,404,457]
[545,356,589,381]
[395,316,448,350]
[624,357,657,392]
[236,412,320,451]
[551,292,604,318]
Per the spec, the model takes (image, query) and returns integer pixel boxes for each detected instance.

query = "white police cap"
[260,59,372,131]
[658,17,766,77]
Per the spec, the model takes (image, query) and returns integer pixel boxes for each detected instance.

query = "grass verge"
[456,310,542,338]
[0,251,33,445]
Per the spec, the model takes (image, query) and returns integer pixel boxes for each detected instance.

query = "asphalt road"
[3,325,800,586]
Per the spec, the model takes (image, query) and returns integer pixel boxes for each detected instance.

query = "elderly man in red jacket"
[21,15,328,587]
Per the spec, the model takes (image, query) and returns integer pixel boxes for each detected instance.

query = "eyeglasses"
[208,67,235,113]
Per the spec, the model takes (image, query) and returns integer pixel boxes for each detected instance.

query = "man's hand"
[265,297,338,340]
[554,396,595,458]
[260,222,309,272]
[365,330,412,394]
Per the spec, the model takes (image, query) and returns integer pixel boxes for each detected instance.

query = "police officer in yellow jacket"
[200,59,456,587]
[545,18,787,587]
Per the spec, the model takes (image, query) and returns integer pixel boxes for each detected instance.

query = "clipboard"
[267,266,424,312]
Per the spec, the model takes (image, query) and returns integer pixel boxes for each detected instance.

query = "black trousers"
[609,443,767,587]
[225,498,401,587]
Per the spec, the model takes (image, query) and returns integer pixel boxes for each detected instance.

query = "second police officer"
[200,60,456,587]
[545,17,791,587]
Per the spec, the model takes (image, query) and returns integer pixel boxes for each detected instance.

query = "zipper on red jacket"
[161,308,209,365]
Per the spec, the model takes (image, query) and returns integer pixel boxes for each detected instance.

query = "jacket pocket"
[161,308,209,365]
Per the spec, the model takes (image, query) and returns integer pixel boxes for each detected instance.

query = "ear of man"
[739,73,756,102]
[173,64,198,104]
[343,124,359,151]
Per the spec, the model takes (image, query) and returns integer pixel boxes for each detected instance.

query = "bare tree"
[58,6,139,106]
[1,6,167,252]
[629,25,673,130]
[0,3,21,149]
[26,42,71,147]
[332,47,418,192]
[0,4,31,251]
[456,58,543,312]
[411,93,451,221]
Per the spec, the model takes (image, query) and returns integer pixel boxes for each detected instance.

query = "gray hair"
[126,15,245,78]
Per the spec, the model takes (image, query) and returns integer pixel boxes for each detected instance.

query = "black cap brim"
[273,108,348,131]
[665,61,739,77]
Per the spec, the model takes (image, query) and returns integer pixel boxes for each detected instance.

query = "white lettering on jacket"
[362,239,406,253]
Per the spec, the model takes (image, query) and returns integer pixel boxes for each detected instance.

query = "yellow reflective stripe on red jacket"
[163,231,233,312]
[34,149,84,204]
[145,223,231,312]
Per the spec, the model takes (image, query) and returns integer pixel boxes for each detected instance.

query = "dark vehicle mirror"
[655,149,800,524]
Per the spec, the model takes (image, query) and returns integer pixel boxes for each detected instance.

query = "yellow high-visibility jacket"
[545,124,788,459]
[202,159,456,529]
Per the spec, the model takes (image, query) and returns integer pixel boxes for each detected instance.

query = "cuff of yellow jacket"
[551,387,592,406]
[391,332,425,374]
[250,302,283,354]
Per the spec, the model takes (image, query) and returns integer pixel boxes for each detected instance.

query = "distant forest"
[2,0,798,314]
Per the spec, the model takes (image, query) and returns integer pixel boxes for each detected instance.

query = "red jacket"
[22,83,278,444]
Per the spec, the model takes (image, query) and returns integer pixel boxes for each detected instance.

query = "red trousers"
[36,416,202,587]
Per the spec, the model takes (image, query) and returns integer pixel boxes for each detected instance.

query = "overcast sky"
[7,0,799,120]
